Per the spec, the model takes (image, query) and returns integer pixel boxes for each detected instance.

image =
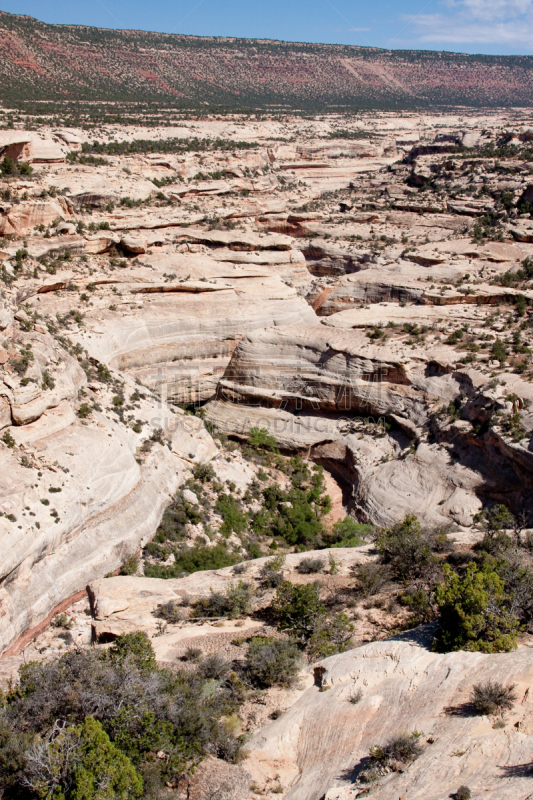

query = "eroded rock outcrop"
[0,197,74,236]
[4,109,533,662]
[0,324,216,655]
[244,635,533,800]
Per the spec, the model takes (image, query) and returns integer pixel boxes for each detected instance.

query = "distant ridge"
[0,10,533,110]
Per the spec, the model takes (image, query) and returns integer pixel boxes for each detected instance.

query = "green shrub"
[248,427,278,451]
[52,613,73,630]
[270,581,353,656]
[2,431,16,448]
[349,688,363,704]
[144,542,239,577]
[369,731,423,767]
[77,403,92,419]
[119,555,139,576]
[23,716,144,800]
[271,581,325,641]
[0,632,243,798]
[434,562,519,653]
[351,562,391,598]
[297,557,325,574]
[192,462,216,483]
[470,680,516,715]
[153,601,182,624]
[307,612,354,661]
[193,580,254,620]
[270,487,326,546]
[1,156,17,175]
[11,348,34,377]
[473,504,515,553]
[455,787,471,800]
[0,716,30,796]
[359,731,423,784]
[515,294,527,317]
[375,514,435,582]
[330,517,372,548]
[259,554,285,588]
[183,646,202,662]
[474,504,514,538]
[244,638,301,688]
[215,494,248,537]
[399,587,435,624]
[193,654,224,682]
[255,467,331,547]
[107,632,157,674]
[41,370,55,391]
[446,328,464,345]
[484,550,533,632]
[491,338,507,365]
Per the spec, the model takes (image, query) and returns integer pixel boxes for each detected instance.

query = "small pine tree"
[271,581,325,641]
[434,562,519,653]
[375,514,435,582]
[248,427,278,451]
[491,338,507,365]
[106,632,157,674]
[70,717,143,800]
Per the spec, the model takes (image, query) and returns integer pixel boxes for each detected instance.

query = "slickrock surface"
[244,634,533,800]
[0,381,216,655]
[2,107,533,666]
[206,321,533,527]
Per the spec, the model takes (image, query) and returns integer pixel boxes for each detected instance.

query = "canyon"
[1,104,533,798]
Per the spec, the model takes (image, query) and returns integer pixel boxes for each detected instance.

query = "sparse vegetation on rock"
[471,680,517,716]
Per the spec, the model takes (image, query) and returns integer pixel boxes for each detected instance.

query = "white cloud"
[405,0,533,46]
[457,0,532,18]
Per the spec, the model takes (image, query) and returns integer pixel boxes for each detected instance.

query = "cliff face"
[2,10,533,108]
[2,107,533,661]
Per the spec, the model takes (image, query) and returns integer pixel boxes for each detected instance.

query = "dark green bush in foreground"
[0,633,243,800]
[244,638,301,688]
[434,562,519,653]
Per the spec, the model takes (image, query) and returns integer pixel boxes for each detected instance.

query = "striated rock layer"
[245,635,533,800]
[4,108,533,659]
[206,323,533,528]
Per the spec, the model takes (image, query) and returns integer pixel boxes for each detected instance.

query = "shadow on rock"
[387,622,438,649]
[499,763,533,778]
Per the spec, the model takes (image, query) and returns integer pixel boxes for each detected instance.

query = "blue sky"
[3,0,533,55]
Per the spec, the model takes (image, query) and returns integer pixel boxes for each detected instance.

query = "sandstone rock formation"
[0,197,74,236]
[244,634,533,800]
[2,108,533,665]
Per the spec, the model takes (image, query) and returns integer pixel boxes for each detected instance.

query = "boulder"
[121,234,148,254]
[182,488,199,505]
